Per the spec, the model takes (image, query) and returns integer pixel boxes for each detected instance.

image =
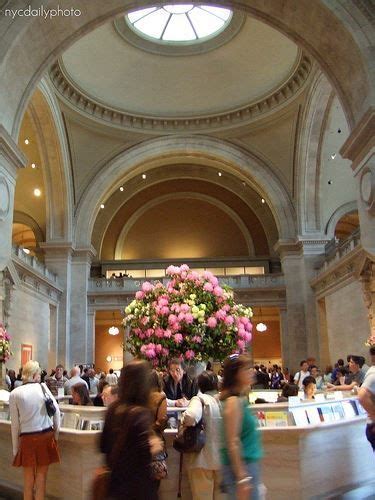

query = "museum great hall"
[0,1,374,497]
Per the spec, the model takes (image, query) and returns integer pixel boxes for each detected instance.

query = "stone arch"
[296,71,334,236]
[75,136,296,248]
[27,81,73,242]
[0,0,372,140]
[13,210,45,244]
[114,192,256,259]
[325,201,358,239]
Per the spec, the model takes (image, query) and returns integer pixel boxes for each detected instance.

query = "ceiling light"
[31,163,36,169]
[120,186,124,192]
[328,180,333,185]
[256,322,267,332]
[24,139,29,145]
[218,172,222,177]
[22,248,30,254]
[33,188,41,197]
[100,203,105,209]
[261,198,265,204]
[142,174,147,179]
[331,153,336,160]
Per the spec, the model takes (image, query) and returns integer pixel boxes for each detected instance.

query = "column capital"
[73,246,97,264]
[340,107,375,172]
[274,238,328,258]
[274,239,302,257]
[0,125,27,179]
[40,241,74,261]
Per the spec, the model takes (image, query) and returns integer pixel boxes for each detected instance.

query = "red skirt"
[13,430,60,468]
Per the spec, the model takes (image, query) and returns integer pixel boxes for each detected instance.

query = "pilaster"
[40,242,73,367]
[0,126,27,271]
[70,246,96,365]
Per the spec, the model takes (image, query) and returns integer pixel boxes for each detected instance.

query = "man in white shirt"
[64,366,88,395]
[88,368,99,395]
[294,360,310,389]
[105,368,118,386]
[358,346,375,451]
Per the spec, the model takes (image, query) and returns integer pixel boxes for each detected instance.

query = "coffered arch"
[74,136,296,249]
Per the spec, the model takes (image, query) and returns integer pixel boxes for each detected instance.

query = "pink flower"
[141,316,149,326]
[185,350,195,360]
[213,286,223,297]
[207,317,217,328]
[210,276,219,287]
[162,347,169,356]
[237,339,245,350]
[180,304,190,313]
[238,329,246,339]
[192,336,202,343]
[244,332,252,342]
[180,264,190,272]
[171,303,180,313]
[222,304,231,312]
[168,314,178,325]
[184,313,194,324]
[174,333,183,344]
[203,282,214,292]
[145,328,154,337]
[155,344,163,354]
[164,329,172,338]
[224,315,234,325]
[171,322,181,331]
[203,271,214,281]
[135,290,145,300]
[160,306,170,315]
[158,297,169,306]
[178,312,186,322]
[142,281,154,293]
[215,309,226,321]
[155,327,164,338]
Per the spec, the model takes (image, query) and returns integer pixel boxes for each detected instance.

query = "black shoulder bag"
[173,397,206,453]
[41,383,57,417]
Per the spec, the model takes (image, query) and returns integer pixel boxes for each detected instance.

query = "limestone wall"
[7,287,51,372]
[325,280,370,364]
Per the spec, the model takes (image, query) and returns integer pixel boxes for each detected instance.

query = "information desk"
[0,398,373,499]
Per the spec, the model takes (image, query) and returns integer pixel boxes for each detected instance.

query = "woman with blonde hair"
[9,360,60,500]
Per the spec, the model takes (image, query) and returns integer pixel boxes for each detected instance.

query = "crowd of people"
[5,345,375,500]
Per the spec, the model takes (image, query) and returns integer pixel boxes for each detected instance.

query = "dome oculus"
[127,5,232,43]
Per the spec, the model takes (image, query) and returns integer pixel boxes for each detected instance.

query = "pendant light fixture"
[108,311,120,336]
[256,307,267,332]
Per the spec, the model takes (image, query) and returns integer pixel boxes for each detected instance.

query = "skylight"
[127,5,232,43]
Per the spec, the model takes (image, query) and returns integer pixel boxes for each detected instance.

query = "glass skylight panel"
[127,7,157,24]
[200,6,231,21]
[163,13,196,41]
[188,8,224,38]
[164,4,193,14]
[126,4,232,43]
[133,9,170,39]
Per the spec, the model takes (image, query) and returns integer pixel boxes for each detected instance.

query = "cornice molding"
[49,54,313,133]
[0,125,27,178]
[340,107,375,169]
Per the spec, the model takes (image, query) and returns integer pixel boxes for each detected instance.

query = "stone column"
[341,108,375,337]
[41,243,73,368]
[275,240,326,370]
[87,309,96,366]
[70,247,96,365]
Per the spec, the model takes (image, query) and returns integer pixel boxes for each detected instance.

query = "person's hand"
[149,435,163,455]
[176,397,189,407]
[236,480,252,500]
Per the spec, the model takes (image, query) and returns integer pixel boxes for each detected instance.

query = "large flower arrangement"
[0,323,12,363]
[124,265,253,367]
[365,334,375,348]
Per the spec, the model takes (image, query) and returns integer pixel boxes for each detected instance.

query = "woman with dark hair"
[302,376,316,401]
[220,355,263,500]
[100,360,162,499]
[71,383,93,406]
[149,370,168,488]
[276,383,299,402]
[182,370,222,499]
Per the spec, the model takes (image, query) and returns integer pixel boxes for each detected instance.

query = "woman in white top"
[9,360,60,500]
[181,370,223,500]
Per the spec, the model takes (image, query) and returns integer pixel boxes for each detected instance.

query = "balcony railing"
[12,245,58,283]
[320,228,361,272]
[88,273,285,293]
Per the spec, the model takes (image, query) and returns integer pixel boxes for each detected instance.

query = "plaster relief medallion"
[0,176,10,220]
[360,168,375,214]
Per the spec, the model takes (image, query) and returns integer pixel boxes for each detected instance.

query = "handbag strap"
[40,382,49,399]
[197,396,205,428]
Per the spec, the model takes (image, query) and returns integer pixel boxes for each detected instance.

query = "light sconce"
[256,307,267,332]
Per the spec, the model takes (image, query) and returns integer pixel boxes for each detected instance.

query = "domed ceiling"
[59,10,299,118]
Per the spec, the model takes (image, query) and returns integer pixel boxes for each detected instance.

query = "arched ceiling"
[97,176,274,260]
[60,12,299,118]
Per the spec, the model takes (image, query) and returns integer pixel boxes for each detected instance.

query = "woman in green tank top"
[220,354,264,499]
